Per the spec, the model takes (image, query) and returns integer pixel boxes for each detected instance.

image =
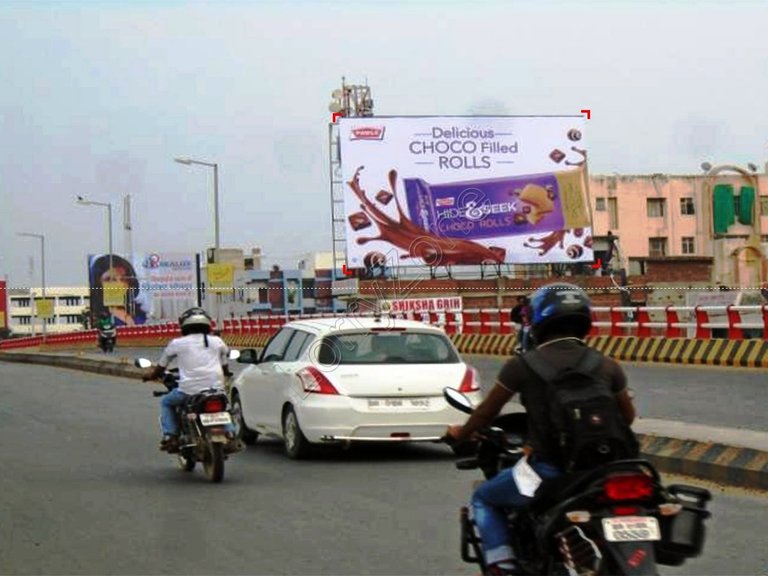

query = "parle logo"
[350,126,386,141]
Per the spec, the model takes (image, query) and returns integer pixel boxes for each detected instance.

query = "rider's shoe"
[159,435,179,452]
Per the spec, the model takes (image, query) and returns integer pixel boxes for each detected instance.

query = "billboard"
[338,116,593,267]
[88,253,196,325]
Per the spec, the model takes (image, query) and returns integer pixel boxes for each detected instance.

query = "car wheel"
[231,393,258,446]
[282,406,311,460]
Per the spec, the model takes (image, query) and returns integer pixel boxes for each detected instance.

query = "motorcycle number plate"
[602,516,661,542]
[199,412,232,426]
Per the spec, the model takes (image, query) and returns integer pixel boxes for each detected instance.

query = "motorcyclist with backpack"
[144,307,235,452]
[445,283,637,576]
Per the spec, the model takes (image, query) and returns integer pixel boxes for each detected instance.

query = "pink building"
[588,166,768,286]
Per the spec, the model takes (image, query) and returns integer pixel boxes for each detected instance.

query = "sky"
[1,0,767,287]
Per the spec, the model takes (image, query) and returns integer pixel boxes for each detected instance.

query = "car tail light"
[203,398,226,413]
[604,473,654,501]
[298,367,340,395]
[458,366,480,393]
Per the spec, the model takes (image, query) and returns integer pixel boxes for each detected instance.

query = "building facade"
[7,287,90,336]
[589,168,768,286]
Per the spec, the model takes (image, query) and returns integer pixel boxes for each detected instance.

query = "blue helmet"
[530,283,592,342]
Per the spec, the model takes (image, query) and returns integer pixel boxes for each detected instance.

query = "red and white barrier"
[3,305,767,351]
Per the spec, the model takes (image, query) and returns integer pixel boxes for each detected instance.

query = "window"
[649,237,668,257]
[761,197,768,216]
[283,331,312,362]
[261,328,295,362]
[595,198,606,211]
[680,198,695,215]
[317,331,459,365]
[13,298,31,308]
[647,198,666,218]
[608,198,619,229]
[61,296,81,306]
[18,316,31,325]
[681,237,695,254]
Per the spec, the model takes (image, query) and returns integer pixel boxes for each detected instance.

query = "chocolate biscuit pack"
[403,169,589,240]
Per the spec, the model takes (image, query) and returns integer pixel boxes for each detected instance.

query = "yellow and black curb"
[637,433,768,490]
[449,334,768,368]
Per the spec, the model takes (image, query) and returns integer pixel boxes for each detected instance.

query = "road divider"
[448,334,768,368]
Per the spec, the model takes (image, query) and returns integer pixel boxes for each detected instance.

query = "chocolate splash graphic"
[347,166,505,266]
[524,230,568,256]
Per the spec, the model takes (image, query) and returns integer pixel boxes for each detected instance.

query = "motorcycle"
[97,325,117,353]
[136,351,241,483]
[442,387,712,576]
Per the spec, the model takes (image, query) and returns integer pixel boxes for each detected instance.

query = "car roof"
[282,316,447,336]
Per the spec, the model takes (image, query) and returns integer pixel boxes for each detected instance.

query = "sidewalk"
[2,348,767,490]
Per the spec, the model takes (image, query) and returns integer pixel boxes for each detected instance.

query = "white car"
[230,316,482,459]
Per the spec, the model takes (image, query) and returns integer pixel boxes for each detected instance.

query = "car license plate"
[602,516,661,542]
[199,412,232,426]
[367,398,431,411]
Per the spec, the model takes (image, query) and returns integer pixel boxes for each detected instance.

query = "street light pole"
[174,157,222,330]
[17,232,46,342]
[76,196,115,321]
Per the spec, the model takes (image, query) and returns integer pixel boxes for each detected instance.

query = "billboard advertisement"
[88,253,196,325]
[338,116,593,267]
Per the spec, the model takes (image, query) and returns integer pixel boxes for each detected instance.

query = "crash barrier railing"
[1,305,766,350]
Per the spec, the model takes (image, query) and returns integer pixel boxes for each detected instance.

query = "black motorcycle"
[97,325,116,353]
[443,388,712,576]
[136,357,241,483]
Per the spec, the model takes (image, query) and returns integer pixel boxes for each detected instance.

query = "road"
[88,345,768,431]
[1,361,767,575]
[466,355,768,432]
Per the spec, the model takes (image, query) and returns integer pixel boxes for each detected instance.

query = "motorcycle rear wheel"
[203,442,225,483]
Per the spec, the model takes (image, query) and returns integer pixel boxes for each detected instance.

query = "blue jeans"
[471,459,563,565]
[160,389,234,437]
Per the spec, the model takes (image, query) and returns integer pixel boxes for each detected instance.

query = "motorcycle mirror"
[443,387,473,414]
[228,349,241,361]
[134,358,153,369]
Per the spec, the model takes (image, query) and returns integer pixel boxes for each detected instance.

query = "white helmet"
[178,307,213,335]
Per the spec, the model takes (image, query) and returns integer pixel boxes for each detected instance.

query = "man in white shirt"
[145,307,233,451]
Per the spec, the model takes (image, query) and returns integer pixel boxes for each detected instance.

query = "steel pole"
[213,163,222,332]
[41,234,46,343]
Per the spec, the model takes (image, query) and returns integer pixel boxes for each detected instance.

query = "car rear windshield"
[317,331,460,365]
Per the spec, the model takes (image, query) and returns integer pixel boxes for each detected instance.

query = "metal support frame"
[329,123,347,281]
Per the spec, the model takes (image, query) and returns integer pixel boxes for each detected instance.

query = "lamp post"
[174,158,219,249]
[174,157,222,329]
[17,232,46,342]
[76,196,114,322]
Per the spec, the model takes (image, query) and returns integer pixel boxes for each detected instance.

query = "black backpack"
[521,347,639,472]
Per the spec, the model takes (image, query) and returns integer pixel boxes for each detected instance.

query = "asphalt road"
[1,361,768,575]
[91,345,768,431]
[466,355,768,432]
